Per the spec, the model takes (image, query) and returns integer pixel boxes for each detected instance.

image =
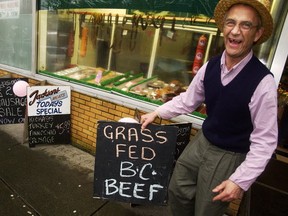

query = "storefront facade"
[0,0,288,155]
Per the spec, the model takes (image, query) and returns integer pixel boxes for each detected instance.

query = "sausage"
[192,35,207,75]
[80,25,89,57]
[67,30,75,57]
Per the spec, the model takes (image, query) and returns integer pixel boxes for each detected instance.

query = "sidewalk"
[0,124,169,216]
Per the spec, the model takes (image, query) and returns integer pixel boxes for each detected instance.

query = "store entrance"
[278,57,288,148]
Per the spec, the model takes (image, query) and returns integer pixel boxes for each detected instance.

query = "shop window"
[37,2,285,116]
[37,9,219,111]
[0,0,33,72]
[110,24,155,76]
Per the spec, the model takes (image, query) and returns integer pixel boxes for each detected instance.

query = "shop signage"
[93,121,178,205]
[0,0,20,19]
[169,122,192,161]
[27,86,71,147]
[0,78,27,124]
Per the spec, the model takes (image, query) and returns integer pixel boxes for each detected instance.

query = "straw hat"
[214,0,273,45]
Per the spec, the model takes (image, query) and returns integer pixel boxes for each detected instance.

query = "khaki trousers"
[168,130,246,216]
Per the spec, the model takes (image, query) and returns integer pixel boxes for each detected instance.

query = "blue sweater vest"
[202,55,271,153]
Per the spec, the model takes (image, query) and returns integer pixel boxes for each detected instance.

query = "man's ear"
[254,27,264,43]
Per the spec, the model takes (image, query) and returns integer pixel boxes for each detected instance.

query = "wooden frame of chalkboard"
[93,120,178,205]
[0,78,28,125]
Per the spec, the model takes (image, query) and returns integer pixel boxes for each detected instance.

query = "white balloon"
[118,117,139,123]
[13,80,29,97]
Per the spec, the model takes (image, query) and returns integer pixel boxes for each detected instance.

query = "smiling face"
[223,4,264,66]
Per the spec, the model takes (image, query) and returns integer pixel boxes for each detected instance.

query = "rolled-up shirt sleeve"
[155,63,207,119]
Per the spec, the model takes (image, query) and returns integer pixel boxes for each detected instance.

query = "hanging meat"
[67,14,75,58]
[192,34,207,75]
[80,24,89,57]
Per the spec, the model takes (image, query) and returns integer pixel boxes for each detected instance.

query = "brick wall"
[70,90,168,154]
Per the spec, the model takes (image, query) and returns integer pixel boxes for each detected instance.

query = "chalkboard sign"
[39,0,218,16]
[27,86,71,147]
[0,78,27,125]
[93,121,178,205]
[28,114,71,147]
[168,122,192,161]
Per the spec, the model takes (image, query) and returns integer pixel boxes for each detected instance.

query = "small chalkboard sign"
[168,123,192,161]
[28,114,71,147]
[0,78,27,125]
[93,121,178,205]
[27,86,71,147]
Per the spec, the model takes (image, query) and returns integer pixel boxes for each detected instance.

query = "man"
[141,0,278,215]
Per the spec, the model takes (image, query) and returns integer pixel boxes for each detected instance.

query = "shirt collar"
[220,50,253,72]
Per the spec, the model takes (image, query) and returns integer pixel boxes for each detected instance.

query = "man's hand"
[212,180,244,202]
[140,111,158,130]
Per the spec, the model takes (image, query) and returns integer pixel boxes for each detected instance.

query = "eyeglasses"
[224,19,259,31]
